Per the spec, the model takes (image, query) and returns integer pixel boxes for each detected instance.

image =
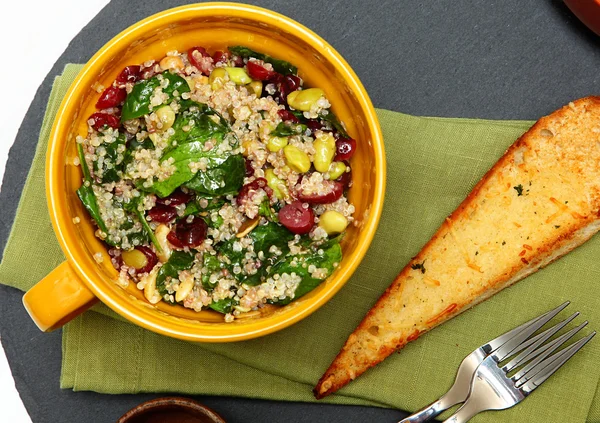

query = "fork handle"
[442,399,481,423]
[398,398,447,423]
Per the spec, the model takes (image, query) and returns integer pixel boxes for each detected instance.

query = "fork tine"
[519,332,596,394]
[492,301,570,361]
[503,312,579,372]
[513,321,588,385]
[485,301,570,353]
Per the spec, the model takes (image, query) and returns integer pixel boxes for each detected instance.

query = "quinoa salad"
[75,45,357,322]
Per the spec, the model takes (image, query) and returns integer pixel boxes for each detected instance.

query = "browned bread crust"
[314,97,600,399]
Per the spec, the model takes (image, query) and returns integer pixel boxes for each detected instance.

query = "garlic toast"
[315,97,600,398]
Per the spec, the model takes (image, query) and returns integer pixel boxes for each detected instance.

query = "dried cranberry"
[244,160,255,177]
[246,61,275,81]
[137,246,159,274]
[140,63,157,80]
[278,109,300,123]
[278,81,291,104]
[156,189,193,207]
[173,217,208,248]
[284,75,302,92]
[116,65,141,84]
[237,178,273,205]
[334,138,357,161]
[167,230,184,249]
[306,119,324,133]
[147,204,177,223]
[88,112,120,131]
[337,163,352,189]
[297,180,344,204]
[267,72,284,84]
[232,55,244,67]
[96,86,126,109]
[188,47,214,75]
[278,201,314,235]
[212,50,229,64]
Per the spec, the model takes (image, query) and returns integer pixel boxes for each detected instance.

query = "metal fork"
[399,301,577,423]
[443,311,595,422]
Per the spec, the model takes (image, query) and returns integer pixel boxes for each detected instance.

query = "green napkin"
[2,64,600,422]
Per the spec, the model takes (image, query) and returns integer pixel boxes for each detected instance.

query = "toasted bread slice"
[314,97,600,399]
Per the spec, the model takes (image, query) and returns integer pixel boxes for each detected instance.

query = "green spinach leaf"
[156,250,195,303]
[228,46,297,76]
[146,139,230,197]
[123,196,162,253]
[143,105,240,198]
[270,121,307,137]
[270,237,342,305]
[209,298,237,314]
[201,253,222,291]
[184,154,245,196]
[319,110,349,139]
[167,107,230,151]
[249,222,294,256]
[258,199,278,222]
[75,144,116,245]
[93,132,127,183]
[121,72,190,121]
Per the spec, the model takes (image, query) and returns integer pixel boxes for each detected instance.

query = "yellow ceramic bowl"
[23,2,386,342]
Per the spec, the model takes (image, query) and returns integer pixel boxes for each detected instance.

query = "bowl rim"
[116,396,226,423]
[46,2,386,342]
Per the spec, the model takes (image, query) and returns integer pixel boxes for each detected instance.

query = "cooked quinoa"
[76,45,357,321]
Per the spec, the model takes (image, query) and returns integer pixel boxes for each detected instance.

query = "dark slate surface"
[1,0,599,422]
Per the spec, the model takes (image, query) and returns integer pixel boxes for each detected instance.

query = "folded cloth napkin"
[2,64,600,422]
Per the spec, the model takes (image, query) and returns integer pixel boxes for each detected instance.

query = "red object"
[156,189,193,207]
[140,63,158,80]
[278,80,291,103]
[188,47,213,74]
[564,0,600,36]
[247,61,275,80]
[334,138,357,161]
[96,86,126,109]
[284,75,302,92]
[337,164,352,188]
[172,217,208,248]
[167,230,185,249]
[278,109,300,123]
[116,65,141,84]
[212,50,229,64]
[136,246,159,274]
[147,204,178,223]
[278,201,315,234]
[232,55,244,67]
[237,178,273,205]
[297,181,344,204]
[306,119,324,132]
[244,159,255,177]
[88,112,120,131]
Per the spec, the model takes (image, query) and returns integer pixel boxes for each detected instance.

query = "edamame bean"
[266,136,288,152]
[318,210,348,235]
[224,67,252,85]
[155,105,176,131]
[313,132,336,172]
[283,145,311,173]
[209,68,227,90]
[248,80,263,97]
[265,169,288,199]
[287,88,325,111]
[327,161,347,180]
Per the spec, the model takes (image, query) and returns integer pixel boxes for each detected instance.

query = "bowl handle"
[22,261,98,331]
